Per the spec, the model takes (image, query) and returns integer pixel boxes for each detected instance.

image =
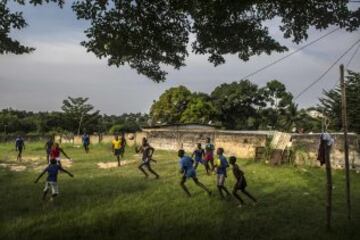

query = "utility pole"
[340,64,351,220]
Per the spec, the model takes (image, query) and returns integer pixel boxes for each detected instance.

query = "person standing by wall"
[204,137,215,173]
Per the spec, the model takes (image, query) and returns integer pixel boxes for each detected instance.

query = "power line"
[329,40,360,89]
[294,38,360,100]
[239,28,340,81]
[346,41,360,67]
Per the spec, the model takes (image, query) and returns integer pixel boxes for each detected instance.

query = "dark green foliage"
[1,1,359,81]
[319,70,360,133]
[211,80,265,129]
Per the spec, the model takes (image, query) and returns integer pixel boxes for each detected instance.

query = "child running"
[204,137,215,173]
[34,158,74,201]
[49,143,72,166]
[82,132,90,153]
[120,132,127,159]
[112,135,123,167]
[214,148,231,199]
[191,143,205,170]
[178,149,211,197]
[229,156,257,207]
[136,138,160,179]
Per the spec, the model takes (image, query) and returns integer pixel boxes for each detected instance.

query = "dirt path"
[97,160,136,169]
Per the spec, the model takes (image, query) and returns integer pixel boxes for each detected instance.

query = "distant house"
[307,109,324,119]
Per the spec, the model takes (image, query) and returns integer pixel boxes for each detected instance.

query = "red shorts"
[204,153,214,161]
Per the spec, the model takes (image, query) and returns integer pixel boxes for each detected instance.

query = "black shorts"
[234,177,247,190]
[114,149,121,156]
[17,147,23,153]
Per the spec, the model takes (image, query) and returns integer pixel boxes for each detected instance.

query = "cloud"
[1,4,360,114]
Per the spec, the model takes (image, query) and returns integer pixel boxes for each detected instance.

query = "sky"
[0,2,359,115]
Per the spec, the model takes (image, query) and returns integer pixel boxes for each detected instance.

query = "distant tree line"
[0,97,149,136]
[150,71,360,134]
[1,71,359,135]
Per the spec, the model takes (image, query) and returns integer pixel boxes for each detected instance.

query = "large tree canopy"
[1,0,360,81]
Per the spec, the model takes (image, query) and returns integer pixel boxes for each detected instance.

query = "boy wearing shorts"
[136,138,160,179]
[229,156,257,207]
[204,137,215,173]
[112,135,122,167]
[214,148,231,199]
[178,149,211,197]
[191,143,205,170]
[34,158,74,201]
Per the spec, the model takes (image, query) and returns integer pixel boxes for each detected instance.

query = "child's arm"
[34,168,47,183]
[191,151,195,158]
[60,148,71,160]
[59,167,74,178]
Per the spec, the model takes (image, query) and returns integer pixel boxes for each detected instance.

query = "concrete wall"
[138,129,269,159]
[291,133,360,169]
[54,130,360,169]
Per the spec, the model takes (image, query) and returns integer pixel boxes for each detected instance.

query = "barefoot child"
[82,132,90,153]
[34,158,74,201]
[178,149,211,197]
[50,143,72,166]
[15,136,25,161]
[229,156,257,207]
[214,148,231,199]
[204,137,215,173]
[191,143,205,170]
[112,135,123,167]
[136,138,159,179]
[44,137,54,162]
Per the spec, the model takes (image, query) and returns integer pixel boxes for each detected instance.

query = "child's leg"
[138,163,149,177]
[204,161,210,175]
[146,164,159,178]
[180,177,191,197]
[232,185,245,204]
[241,189,257,203]
[117,155,120,166]
[193,177,211,195]
[194,161,199,170]
[209,158,214,170]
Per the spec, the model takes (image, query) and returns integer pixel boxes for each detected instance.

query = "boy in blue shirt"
[214,148,231,199]
[178,149,211,197]
[34,158,74,201]
[82,133,90,153]
[191,143,205,170]
[15,136,25,161]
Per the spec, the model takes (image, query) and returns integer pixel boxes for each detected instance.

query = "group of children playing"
[181,137,257,207]
[24,134,257,206]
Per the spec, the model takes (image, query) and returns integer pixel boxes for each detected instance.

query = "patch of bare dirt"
[0,163,27,172]
[97,160,135,169]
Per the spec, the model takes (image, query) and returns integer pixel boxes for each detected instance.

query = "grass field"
[0,142,359,240]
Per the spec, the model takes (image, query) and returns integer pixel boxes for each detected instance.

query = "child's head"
[178,149,185,158]
[50,158,57,165]
[197,143,202,149]
[216,147,224,155]
[229,156,237,165]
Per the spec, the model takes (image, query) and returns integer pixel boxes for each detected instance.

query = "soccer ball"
[127,133,135,140]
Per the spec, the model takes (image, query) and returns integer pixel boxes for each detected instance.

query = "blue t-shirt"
[82,135,90,144]
[15,138,24,149]
[193,149,204,162]
[216,155,229,176]
[179,156,196,178]
[46,164,60,182]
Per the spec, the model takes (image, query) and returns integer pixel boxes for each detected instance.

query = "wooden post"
[324,141,332,231]
[340,64,351,220]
